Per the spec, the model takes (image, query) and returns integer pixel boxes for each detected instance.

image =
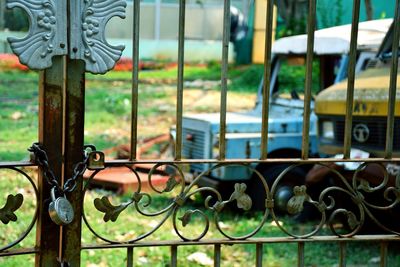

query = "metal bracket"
[6,0,127,74]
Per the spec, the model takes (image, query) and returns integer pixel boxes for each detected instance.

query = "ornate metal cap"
[6,0,127,74]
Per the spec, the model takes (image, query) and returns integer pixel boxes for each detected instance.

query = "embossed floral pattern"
[37,10,56,30]
[82,18,100,37]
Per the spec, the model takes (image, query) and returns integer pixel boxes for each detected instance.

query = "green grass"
[0,65,259,161]
[1,67,400,266]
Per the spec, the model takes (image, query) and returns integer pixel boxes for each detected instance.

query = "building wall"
[316,0,395,29]
[105,2,243,40]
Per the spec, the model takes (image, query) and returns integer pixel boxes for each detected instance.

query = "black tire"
[247,164,306,212]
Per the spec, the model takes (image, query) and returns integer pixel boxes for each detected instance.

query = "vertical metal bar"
[301,0,317,159]
[298,242,305,267]
[127,247,134,267]
[219,0,231,160]
[131,0,141,160]
[35,57,64,267]
[256,243,263,267]
[61,59,86,266]
[343,0,361,158]
[380,242,388,267]
[260,0,274,159]
[175,0,186,160]
[214,244,221,267]
[385,0,400,159]
[171,245,178,267]
[339,241,346,267]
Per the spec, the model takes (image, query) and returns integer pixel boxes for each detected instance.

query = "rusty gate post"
[60,59,86,266]
[36,57,64,266]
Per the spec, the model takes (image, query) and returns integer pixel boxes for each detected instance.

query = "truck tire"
[248,164,306,212]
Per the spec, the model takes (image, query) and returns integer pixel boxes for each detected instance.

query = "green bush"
[4,8,29,31]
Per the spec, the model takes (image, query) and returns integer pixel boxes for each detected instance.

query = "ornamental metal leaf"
[94,196,130,222]
[70,0,127,74]
[287,185,309,215]
[163,176,179,193]
[179,210,195,227]
[229,183,252,211]
[347,211,360,230]
[0,194,24,224]
[6,0,67,70]
[357,179,374,193]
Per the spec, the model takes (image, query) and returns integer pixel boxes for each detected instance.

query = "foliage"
[317,0,343,29]
[277,59,321,95]
[1,66,400,266]
[230,64,264,92]
[4,8,29,32]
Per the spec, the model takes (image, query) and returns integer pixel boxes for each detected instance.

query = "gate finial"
[6,0,127,74]
[6,0,68,70]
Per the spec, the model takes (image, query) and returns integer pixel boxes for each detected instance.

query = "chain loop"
[28,142,93,193]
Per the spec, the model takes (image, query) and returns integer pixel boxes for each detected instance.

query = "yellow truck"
[315,23,400,158]
[310,22,400,228]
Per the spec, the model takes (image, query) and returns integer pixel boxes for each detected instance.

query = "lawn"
[0,64,259,161]
[1,65,400,266]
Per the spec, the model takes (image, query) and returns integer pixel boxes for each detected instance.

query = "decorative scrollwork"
[70,0,127,74]
[94,196,130,222]
[0,194,24,224]
[6,0,126,73]
[0,167,38,252]
[83,161,400,244]
[6,0,67,70]
[287,185,309,215]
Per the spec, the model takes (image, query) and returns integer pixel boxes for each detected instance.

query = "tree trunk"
[365,0,373,20]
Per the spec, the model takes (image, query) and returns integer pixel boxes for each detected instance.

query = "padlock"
[48,187,74,225]
[87,151,105,170]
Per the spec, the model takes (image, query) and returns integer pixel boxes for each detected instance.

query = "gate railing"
[1,0,400,266]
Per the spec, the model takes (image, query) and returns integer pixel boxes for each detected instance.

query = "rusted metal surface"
[81,235,400,249]
[298,242,305,267]
[218,0,230,160]
[339,241,346,267]
[301,0,316,159]
[385,0,400,159]
[175,0,186,160]
[61,59,86,266]
[380,242,388,267]
[343,0,361,158]
[130,0,140,160]
[214,244,221,267]
[260,0,274,160]
[255,243,263,267]
[36,56,64,266]
[127,247,134,267]
[2,0,400,266]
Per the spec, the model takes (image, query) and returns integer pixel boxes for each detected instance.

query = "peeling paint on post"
[61,59,86,266]
[36,56,64,266]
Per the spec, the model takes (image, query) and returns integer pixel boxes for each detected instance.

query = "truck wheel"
[248,164,306,212]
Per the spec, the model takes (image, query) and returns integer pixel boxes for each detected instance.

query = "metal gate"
[1,0,400,266]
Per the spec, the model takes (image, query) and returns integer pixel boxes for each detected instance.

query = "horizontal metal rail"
[81,235,400,250]
[98,158,400,166]
[0,248,38,257]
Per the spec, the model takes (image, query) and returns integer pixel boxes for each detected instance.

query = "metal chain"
[28,142,92,194]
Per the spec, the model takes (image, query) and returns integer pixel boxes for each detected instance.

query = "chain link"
[28,142,93,194]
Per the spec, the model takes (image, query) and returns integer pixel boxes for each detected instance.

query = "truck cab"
[316,21,400,158]
[174,19,392,210]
